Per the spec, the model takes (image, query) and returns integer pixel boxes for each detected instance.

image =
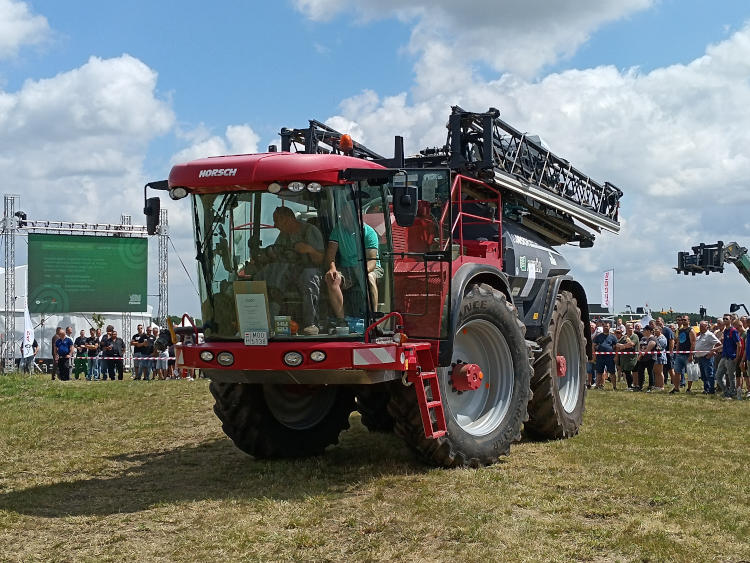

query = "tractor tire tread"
[525,290,587,440]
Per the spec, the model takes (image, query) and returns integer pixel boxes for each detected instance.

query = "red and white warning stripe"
[593,350,694,355]
[353,346,397,366]
[65,356,177,360]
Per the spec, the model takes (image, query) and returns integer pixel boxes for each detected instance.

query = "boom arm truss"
[445,107,622,238]
[280,106,624,246]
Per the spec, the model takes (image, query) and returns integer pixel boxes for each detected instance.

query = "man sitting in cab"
[324,218,383,329]
[248,206,325,335]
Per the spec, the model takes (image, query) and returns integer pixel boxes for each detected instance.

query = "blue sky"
[563,0,749,71]
[13,0,748,163]
[3,0,750,317]
[6,1,416,163]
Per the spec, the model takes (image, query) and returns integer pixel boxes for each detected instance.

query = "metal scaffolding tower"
[157,209,168,325]
[2,195,19,370]
[120,214,133,355]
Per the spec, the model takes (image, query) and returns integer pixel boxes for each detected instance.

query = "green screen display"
[28,234,148,313]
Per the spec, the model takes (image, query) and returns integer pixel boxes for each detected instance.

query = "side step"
[406,346,447,438]
[408,370,447,438]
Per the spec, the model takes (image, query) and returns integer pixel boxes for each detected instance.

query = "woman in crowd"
[652,325,667,391]
[733,318,747,399]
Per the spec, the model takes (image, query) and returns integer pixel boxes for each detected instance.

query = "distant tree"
[91,313,105,330]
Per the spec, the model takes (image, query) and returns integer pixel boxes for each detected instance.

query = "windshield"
[194,184,392,340]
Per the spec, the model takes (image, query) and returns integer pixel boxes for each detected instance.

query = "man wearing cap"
[592,321,617,389]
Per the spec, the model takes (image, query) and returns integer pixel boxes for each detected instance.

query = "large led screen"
[28,234,148,313]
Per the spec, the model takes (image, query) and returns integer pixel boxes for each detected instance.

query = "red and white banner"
[601,269,613,311]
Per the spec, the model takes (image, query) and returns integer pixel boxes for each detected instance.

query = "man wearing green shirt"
[324,221,383,324]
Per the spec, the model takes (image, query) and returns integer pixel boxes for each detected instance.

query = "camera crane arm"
[676,241,750,285]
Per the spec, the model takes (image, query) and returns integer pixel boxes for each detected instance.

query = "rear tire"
[210,382,355,458]
[389,283,532,467]
[525,290,587,439]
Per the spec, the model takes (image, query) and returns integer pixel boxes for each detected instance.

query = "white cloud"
[294,0,654,77]
[171,124,260,164]
[293,0,347,21]
[0,55,174,222]
[0,54,186,317]
[0,0,50,59]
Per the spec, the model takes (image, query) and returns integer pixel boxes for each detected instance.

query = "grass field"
[1,374,749,562]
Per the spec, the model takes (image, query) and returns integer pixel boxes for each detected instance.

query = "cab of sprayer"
[145,151,453,344]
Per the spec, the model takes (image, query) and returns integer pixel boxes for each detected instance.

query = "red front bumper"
[175,340,426,373]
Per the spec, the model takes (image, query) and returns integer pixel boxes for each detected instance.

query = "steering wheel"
[232,221,275,231]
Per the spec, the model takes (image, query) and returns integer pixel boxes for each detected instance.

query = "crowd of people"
[23,323,181,382]
[24,311,750,399]
[591,314,750,399]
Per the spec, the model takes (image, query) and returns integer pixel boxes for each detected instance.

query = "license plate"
[244,331,268,346]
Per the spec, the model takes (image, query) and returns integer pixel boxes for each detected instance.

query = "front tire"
[525,290,587,439]
[355,384,395,433]
[210,382,355,458]
[389,284,532,467]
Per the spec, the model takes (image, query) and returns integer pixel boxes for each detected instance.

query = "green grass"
[1,374,749,561]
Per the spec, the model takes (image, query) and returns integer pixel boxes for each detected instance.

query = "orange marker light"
[479,371,484,379]
[340,134,354,153]
[485,383,490,389]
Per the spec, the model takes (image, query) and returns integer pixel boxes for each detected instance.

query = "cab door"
[387,170,452,340]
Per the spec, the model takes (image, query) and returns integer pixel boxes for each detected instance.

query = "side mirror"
[392,171,416,227]
[393,185,417,227]
[144,197,160,235]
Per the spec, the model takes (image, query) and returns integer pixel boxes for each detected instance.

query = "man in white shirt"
[694,321,721,394]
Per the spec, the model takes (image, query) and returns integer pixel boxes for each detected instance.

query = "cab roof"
[168,152,386,193]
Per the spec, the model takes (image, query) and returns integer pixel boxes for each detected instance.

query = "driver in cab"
[246,206,324,335]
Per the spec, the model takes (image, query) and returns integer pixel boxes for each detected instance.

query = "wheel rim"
[263,384,337,430]
[557,320,582,413]
[446,319,514,436]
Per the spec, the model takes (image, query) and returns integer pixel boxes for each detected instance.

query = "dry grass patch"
[1,374,749,561]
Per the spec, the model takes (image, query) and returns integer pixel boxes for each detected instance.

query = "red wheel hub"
[556,355,567,378]
[450,362,483,391]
